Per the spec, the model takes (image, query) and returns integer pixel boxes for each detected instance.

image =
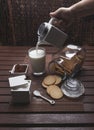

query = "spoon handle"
[40,95,55,105]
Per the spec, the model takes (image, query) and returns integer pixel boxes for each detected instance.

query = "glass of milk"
[28,47,46,75]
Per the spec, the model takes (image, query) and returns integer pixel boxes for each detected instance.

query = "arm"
[50,0,94,28]
[70,0,94,18]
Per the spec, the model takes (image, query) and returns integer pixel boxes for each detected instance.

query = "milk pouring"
[37,18,68,48]
[28,18,67,75]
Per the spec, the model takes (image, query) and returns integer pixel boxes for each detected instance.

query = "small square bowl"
[10,64,28,74]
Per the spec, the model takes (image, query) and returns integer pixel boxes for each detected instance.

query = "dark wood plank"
[0,128,94,130]
[0,113,94,126]
[0,102,94,113]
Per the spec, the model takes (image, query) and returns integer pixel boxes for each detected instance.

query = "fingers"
[49,17,63,29]
[50,8,62,19]
[50,7,73,29]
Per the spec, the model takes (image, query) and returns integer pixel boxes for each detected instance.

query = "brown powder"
[14,64,27,72]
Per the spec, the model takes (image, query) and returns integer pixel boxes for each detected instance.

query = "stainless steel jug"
[37,18,68,48]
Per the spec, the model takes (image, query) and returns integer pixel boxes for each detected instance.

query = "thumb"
[50,12,56,17]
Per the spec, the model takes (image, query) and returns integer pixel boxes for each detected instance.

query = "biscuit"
[42,81,49,88]
[43,75,56,86]
[48,62,56,73]
[47,85,63,99]
[47,85,56,95]
[42,75,63,99]
[54,75,62,85]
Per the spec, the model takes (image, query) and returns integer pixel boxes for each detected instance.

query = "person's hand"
[50,7,74,30]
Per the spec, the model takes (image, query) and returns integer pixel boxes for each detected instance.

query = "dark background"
[0,0,94,46]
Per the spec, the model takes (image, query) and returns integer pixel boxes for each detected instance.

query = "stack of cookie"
[42,75,63,99]
[48,44,85,76]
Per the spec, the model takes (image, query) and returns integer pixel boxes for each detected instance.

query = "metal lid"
[61,78,85,98]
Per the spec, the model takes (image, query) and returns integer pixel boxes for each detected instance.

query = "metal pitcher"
[37,18,68,48]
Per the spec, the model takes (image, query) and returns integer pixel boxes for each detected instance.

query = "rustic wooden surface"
[0,45,94,130]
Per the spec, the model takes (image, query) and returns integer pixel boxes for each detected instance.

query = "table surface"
[0,45,94,130]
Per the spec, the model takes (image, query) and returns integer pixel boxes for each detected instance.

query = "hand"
[50,7,74,30]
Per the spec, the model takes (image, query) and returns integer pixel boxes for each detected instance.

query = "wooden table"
[0,45,94,130]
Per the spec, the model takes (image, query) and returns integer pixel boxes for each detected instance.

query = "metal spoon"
[33,90,55,105]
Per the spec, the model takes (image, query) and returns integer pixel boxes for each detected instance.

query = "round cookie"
[47,85,56,95]
[48,85,63,99]
[54,75,62,85]
[42,81,49,88]
[43,75,56,85]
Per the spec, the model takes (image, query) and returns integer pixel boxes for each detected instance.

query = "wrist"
[68,6,77,20]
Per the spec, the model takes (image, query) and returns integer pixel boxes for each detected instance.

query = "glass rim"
[28,47,45,53]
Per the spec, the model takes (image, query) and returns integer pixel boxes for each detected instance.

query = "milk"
[28,47,45,75]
